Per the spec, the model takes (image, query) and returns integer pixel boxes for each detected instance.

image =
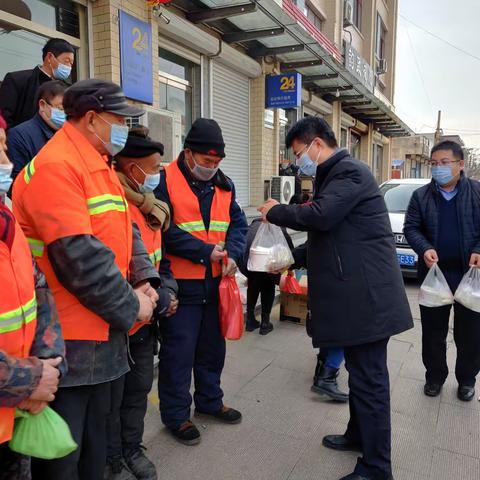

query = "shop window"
[350,131,361,159]
[1,1,80,37]
[340,128,348,149]
[373,144,383,182]
[159,48,196,143]
[0,0,83,83]
[305,4,324,32]
[279,108,298,167]
[353,0,362,31]
[375,13,387,60]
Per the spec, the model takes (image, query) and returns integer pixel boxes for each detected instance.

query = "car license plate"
[397,254,415,266]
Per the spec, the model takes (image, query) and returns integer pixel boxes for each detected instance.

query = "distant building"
[391,135,432,179]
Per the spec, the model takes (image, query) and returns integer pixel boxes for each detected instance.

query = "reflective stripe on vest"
[24,157,36,184]
[27,237,44,258]
[149,248,162,266]
[177,220,205,233]
[0,296,36,334]
[0,218,38,444]
[165,160,232,279]
[209,220,229,232]
[87,194,127,216]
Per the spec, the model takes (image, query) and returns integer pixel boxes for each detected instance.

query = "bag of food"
[218,257,244,340]
[9,407,77,459]
[280,271,303,294]
[247,223,294,273]
[419,264,454,307]
[454,267,480,312]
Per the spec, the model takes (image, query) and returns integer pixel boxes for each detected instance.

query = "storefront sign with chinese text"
[344,43,375,93]
[266,73,302,109]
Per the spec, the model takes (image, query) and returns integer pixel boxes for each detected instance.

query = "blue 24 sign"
[266,73,302,109]
[119,10,153,104]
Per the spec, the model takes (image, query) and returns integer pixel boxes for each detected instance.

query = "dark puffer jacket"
[404,173,480,282]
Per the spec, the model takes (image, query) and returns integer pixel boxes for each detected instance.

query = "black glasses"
[429,160,460,167]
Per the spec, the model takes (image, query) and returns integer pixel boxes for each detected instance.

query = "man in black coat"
[404,140,480,402]
[0,38,74,129]
[259,117,413,480]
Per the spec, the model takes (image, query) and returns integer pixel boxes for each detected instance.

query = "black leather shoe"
[170,421,201,446]
[259,313,273,335]
[311,366,349,402]
[424,382,442,397]
[124,446,157,480]
[339,474,394,480]
[245,311,260,332]
[322,434,362,453]
[458,385,475,402]
[195,406,242,424]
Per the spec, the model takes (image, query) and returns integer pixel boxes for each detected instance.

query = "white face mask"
[189,153,219,181]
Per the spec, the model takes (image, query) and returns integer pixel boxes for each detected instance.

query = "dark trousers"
[31,382,111,480]
[157,303,226,429]
[106,326,154,458]
[246,272,276,315]
[420,302,480,386]
[344,338,391,480]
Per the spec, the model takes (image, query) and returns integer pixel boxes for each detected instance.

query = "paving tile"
[391,412,435,477]
[429,448,480,480]
[434,402,480,459]
[391,376,441,428]
[141,283,480,480]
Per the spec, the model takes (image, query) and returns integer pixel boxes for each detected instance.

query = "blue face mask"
[133,164,161,193]
[50,107,66,129]
[53,62,71,81]
[296,143,318,177]
[95,115,129,156]
[0,163,13,194]
[432,165,454,186]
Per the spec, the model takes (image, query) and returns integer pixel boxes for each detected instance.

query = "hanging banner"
[119,10,153,104]
[266,73,302,109]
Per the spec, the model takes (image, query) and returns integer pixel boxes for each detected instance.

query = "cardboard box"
[280,292,308,325]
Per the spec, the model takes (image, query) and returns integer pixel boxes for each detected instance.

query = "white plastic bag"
[419,264,454,307]
[454,267,480,312]
[247,223,294,273]
[235,271,248,288]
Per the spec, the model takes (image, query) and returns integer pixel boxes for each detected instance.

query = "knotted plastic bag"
[280,271,302,294]
[454,267,480,312]
[219,257,244,340]
[9,407,77,459]
[419,264,454,307]
[247,223,294,273]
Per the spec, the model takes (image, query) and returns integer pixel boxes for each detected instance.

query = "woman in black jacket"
[240,218,294,335]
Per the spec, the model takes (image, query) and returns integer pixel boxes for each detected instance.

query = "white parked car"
[379,178,430,277]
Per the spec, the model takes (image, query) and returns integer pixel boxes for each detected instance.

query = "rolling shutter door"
[212,62,250,206]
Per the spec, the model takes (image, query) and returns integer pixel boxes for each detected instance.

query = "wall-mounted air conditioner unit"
[129,107,182,163]
[271,176,295,205]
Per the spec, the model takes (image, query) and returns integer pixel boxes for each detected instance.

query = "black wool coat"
[267,149,413,348]
[0,66,51,129]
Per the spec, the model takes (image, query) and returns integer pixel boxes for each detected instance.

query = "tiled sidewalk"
[144,282,480,480]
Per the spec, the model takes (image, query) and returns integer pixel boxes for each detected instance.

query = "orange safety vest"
[13,122,132,342]
[0,217,37,444]
[165,159,231,279]
[128,202,162,336]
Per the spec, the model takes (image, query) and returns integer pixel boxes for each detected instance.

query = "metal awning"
[167,0,413,137]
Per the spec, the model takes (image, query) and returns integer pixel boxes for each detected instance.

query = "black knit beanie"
[184,118,225,158]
